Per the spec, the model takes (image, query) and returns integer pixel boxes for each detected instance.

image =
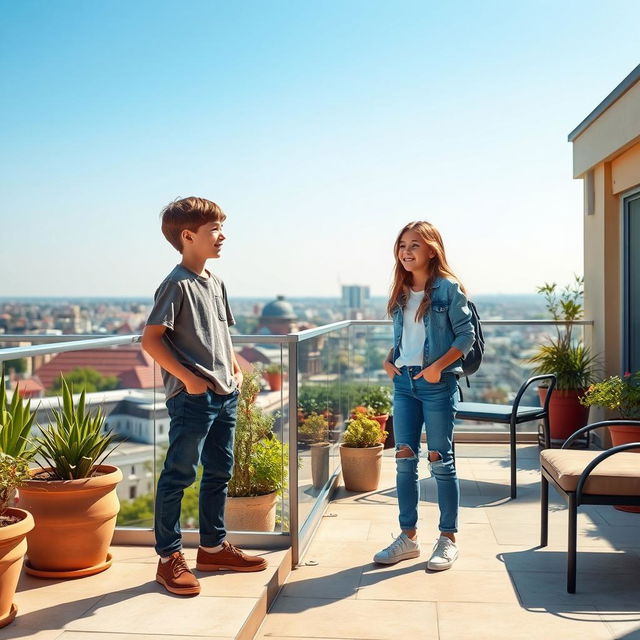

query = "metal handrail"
[0,317,594,360]
[0,335,142,361]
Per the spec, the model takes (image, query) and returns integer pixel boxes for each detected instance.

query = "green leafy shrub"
[361,385,392,415]
[228,369,288,497]
[264,363,282,375]
[298,381,392,417]
[49,367,119,395]
[299,412,329,443]
[342,414,387,448]
[580,371,640,419]
[0,453,30,515]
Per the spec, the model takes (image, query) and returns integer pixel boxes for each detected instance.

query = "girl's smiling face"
[397,230,434,275]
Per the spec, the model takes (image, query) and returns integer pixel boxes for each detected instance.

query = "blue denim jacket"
[391,277,475,375]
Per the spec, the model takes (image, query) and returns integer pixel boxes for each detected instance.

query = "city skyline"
[2,1,640,297]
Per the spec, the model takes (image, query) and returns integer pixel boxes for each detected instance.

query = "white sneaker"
[373,533,420,565]
[427,535,458,571]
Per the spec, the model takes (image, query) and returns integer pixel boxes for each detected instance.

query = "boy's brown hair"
[161,197,226,252]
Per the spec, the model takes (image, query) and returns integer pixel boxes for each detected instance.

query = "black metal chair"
[456,374,556,499]
[540,419,640,593]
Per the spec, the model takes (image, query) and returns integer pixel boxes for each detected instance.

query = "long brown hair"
[386,221,466,320]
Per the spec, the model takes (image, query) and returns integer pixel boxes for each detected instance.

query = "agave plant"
[0,364,36,459]
[35,377,118,480]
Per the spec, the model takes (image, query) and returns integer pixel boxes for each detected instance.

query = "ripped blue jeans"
[392,366,459,533]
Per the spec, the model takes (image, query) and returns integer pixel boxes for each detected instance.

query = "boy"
[143,197,267,597]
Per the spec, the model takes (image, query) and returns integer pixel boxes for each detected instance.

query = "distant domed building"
[257,295,297,335]
[244,295,322,376]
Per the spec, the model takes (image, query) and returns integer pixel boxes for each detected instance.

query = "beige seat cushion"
[540,449,640,495]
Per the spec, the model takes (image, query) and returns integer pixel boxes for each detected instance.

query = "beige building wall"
[571,68,640,380]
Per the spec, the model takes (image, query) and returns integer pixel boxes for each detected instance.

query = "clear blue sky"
[1,0,639,298]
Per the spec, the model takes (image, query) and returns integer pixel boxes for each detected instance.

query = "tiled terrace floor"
[257,444,640,640]
[8,546,288,640]
[5,444,640,639]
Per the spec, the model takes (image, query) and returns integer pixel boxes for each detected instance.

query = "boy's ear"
[181,229,193,245]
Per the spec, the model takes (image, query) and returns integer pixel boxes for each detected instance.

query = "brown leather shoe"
[156,551,201,596]
[196,541,268,572]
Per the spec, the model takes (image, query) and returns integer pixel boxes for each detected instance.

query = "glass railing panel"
[454,322,588,433]
[0,339,160,529]
[296,326,336,525]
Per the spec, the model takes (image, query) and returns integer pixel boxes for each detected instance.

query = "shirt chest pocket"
[214,295,227,322]
[431,303,449,330]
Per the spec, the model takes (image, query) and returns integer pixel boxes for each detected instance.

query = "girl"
[373,221,475,571]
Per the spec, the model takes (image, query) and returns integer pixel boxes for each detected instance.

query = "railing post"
[287,339,299,567]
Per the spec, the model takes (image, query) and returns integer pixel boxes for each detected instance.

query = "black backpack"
[460,300,484,378]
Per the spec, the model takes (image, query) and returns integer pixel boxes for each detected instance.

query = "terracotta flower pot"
[264,372,283,392]
[609,424,640,449]
[372,414,389,431]
[310,442,330,489]
[608,424,640,513]
[19,465,122,578]
[538,387,589,443]
[0,508,34,628]
[339,443,383,492]
[225,491,278,531]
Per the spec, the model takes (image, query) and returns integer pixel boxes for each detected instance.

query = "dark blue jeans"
[154,388,238,557]
[392,366,459,533]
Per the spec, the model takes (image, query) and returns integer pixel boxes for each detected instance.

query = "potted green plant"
[18,377,123,578]
[263,363,284,392]
[298,383,344,442]
[226,370,288,531]
[580,371,640,512]
[339,412,387,492]
[299,413,330,489]
[580,371,640,446]
[528,276,598,441]
[360,385,393,447]
[0,453,33,628]
[0,369,36,626]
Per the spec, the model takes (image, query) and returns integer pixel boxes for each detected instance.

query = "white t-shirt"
[394,290,426,367]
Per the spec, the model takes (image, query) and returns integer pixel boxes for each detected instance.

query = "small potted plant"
[19,377,123,578]
[580,371,640,512]
[0,368,36,626]
[226,370,288,531]
[528,276,598,441]
[361,386,392,427]
[360,385,393,447]
[263,363,284,392]
[580,371,640,446]
[299,413,330,489]
[0,453,33,628]
[339,412,387,492]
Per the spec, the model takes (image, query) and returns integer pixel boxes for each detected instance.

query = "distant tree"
[116,466,201,528]
[4,358,27,374]
[364,344,386,371]
[117,493,154,527]
[49,368,119,395]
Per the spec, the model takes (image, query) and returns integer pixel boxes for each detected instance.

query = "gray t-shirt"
[146,264,236,399]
